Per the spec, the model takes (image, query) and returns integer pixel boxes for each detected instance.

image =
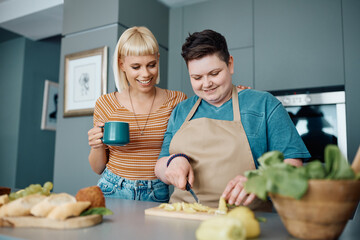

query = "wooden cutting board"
[0,215,102,229]
[145,207,216,221]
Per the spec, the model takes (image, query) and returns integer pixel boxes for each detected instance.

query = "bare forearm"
[88,147,108,174]
[155,157,170,184]
[284,158,303,167]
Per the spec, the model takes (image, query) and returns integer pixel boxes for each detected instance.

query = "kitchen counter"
[0,198,359,240]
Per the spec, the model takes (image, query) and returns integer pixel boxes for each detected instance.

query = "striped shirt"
[93,90,187,180]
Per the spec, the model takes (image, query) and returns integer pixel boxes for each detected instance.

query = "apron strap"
[185,97,202,122]
[184,85,241,122]
[232,85,241,122]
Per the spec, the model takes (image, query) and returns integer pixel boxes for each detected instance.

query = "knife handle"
[185,181,192,191]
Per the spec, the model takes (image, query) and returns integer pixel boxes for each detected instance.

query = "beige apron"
[169,86,270,210]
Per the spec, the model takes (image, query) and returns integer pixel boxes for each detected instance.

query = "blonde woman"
[87,26,186,202]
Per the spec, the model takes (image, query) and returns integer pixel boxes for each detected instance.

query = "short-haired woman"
[155,29,310,210]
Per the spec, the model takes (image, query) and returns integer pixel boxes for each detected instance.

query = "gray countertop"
[0,198,359,240]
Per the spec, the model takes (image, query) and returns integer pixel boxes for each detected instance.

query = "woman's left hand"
[221,175,256,206]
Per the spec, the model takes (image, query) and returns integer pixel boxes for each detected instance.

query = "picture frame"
[64,46,108,117]
[41,80,59,131]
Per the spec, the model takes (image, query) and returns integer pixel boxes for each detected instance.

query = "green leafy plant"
[244,145,357,200]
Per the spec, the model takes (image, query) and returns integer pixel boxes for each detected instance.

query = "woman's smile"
[203,87,218,94]
[137,77,153,85]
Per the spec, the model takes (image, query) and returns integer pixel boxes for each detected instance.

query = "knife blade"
[185,181,199,203]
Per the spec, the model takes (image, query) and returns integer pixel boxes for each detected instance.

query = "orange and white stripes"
[93,90,186,180]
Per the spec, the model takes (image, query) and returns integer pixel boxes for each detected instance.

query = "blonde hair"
[113,26,160,91]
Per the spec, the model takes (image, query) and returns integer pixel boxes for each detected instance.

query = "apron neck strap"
[185,85,241,122]
[232,85,241,121]
[185,97,201,122]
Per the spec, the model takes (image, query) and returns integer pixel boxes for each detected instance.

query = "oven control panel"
[275,91,345,107]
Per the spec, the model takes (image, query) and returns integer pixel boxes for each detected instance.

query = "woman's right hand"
[165,155,194,190]
[222,175,256,206]
[88,122,105,149]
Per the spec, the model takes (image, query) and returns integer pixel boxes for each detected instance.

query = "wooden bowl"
[0,186,11,196]
[270,179,360,240]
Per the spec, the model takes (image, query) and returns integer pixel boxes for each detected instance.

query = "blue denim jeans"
[97,168,170,203]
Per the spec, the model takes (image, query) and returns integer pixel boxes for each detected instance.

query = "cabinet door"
[343,0,360,162]
[254,0,344,91]
[183,0,252,49]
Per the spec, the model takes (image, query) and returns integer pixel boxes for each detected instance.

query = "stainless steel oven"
[273,90,347,162]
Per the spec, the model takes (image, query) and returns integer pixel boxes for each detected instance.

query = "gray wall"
[0,38,25,188]
[53,0,169,195]
[16,37,61,188]
[0,35,60,188]
[53,24,121,194]
[167,0,360,162]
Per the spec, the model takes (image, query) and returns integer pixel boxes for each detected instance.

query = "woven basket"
[270,179,360,240]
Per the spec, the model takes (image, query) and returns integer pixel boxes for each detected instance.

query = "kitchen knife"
[185,181,199,203]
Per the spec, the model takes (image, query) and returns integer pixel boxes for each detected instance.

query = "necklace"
[129,88,156,135]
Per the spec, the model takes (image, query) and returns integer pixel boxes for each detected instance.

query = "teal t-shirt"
[159,89,310,167]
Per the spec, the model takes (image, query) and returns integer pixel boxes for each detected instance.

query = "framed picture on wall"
[64,46,108,117]
[41,80,59,131]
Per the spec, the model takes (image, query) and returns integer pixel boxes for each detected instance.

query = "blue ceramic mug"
[101,121,129,146]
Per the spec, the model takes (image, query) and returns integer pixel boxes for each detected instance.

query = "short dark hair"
[181,29,230,65]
